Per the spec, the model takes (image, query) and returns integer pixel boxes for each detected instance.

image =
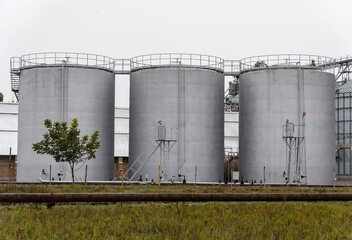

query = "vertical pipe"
[160,141,162,182]
[158,165,161,187]
[61,60,65,121]
[337,94,340,174]
[85,165,88,185]
[49,165,51,185]
[9,147,11,160]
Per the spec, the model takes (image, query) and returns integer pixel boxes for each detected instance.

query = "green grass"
[1,184,352,194]
[0,202,351,239]
[1,185,352,239]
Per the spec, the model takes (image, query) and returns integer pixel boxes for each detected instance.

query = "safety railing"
[224,60,240,76]
[10,57,21,98]
[130,53,224,72]
[19,52,116,72]
[240,54,335,72]
[10,57,21,71]
[154,126,178,142]
[113,59,131,74]
[334,54,352,64]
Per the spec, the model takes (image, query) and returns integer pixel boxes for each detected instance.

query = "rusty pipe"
[0,193,352,203]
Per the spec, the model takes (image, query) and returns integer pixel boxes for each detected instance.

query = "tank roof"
[11,52,116,72]
[130,53,224,72]
[240,54,334,73]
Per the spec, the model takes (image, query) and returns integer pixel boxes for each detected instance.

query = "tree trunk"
[70,163,75,183]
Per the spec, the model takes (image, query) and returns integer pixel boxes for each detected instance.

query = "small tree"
[32,118,100,183]
[0,92,3,102]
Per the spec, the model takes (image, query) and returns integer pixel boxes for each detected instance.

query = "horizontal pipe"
[1,193,352,203]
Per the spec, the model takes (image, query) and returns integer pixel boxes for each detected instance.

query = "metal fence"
[130,53,224,72]
[224,60,240,75]
[16,52,116,72]
[113,59,131,73]
[240,54,335,72]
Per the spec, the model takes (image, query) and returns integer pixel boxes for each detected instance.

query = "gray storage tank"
[14,52,115,182]
[129,53,224,182]
[239,54,335,185]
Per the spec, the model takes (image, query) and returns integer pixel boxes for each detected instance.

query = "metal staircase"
[124,142,162,182]
[10,57,21,101]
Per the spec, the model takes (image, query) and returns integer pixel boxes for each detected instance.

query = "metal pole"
[228,159,230,184]
[333,167,336,188]
[160,141,162,182]
[49,165,51,185]
[8,163,11,184]
[121,164,124,186]
[85,165,88,185]
[195,165,197,186]
[8,147,12,184]
[158,165,161,187]
[61,60,65,121]
[264,166,266,189]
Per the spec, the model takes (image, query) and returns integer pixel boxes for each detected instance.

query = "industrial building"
[336,81,352,175]
[6,52,352,185]
[0,102,17,181]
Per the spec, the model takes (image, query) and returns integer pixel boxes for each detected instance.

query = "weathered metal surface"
[1,193,352,203]
[129,59,224,183]
[17,66,115,182]
[239,68,335,185]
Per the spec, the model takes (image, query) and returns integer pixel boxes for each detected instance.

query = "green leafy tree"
[32,118,100,183]
[0,92,3,102]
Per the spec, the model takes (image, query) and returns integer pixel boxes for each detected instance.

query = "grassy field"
[1,184,352,194]
[1,185,352,239]
[0,202,351,239]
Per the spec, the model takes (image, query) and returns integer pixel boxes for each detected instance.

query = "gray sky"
[0,0,351,106]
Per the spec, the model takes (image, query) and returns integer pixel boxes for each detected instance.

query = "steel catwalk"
[17,66,115,182]
[129,66,224,183]
[239,68,335,185]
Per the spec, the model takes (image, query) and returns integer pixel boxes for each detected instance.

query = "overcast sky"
[0,0,351,106]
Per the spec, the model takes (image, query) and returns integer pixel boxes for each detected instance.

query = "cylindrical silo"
[129,53,224,183]
[16,52,115,182]
[239,55,335,185]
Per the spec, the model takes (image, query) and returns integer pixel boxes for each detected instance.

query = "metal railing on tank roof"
[240,54,335,73]
[130,53,224,72]
[224,60,240,77]
[19,52,116,72]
